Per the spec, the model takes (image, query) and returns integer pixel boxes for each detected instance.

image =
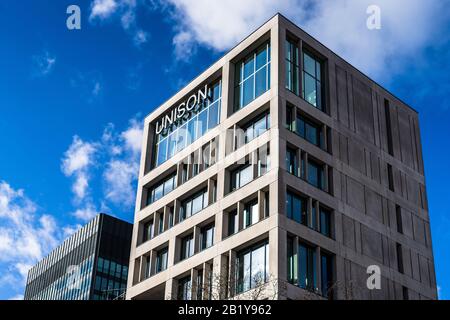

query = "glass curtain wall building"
[24,214,132,300]
[127,14,437,300]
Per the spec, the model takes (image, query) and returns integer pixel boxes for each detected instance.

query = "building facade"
[24,214,132,300]
[126,14,437,300]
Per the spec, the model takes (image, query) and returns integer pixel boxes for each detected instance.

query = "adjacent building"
[126,14,437,300]
[24,213,132,300]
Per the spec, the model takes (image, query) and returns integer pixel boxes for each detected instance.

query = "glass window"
[228,210,238,236]
[235,43,271,110]
[320,207,331,237]
[321,253,333,298]
[302,51,323,110]
[143,219,154,242]
[243,112,270,145]
[180,189,208,221]
[236,241,269,294]
[200,224,215,251]
[286,191,306,225]
[287,237,298,284]
[178,276,192,300]
[299,243,316,291]
[156,247,168,273]
[292,113,322,147]
[308,160,324,189]
[231,165,253,191]
[153,81,221,168]
[243,200,259,229]
[286,147,297,175]
[147,173,177,205]
[97,257,104,273]
[285,39,300,95]
[180,234,194,261]
[103,259,110,275]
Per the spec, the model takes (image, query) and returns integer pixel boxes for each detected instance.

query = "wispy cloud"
[70,71,104,103]
[31,50,56,77]
[61,136,98,201]
[89,0,149,47]
[61,117,143,218]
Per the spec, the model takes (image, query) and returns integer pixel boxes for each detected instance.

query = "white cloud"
[72,203,98,221]
[89,0,148,47]
[92,81,102,96]
[32,50,56,77]
[104,159,139,207]
[90,0,118,20]
[61,136,97,201]
[0,181,64,297]
[62,117,143,214]
[8,294,24,300]
[121,118,143,155]
[103,118,143,207]
[162,0,444,79]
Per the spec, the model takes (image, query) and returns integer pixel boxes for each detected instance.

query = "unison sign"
[155,84,211,135]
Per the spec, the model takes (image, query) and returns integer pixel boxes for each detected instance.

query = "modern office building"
[24,213,132,300]
[126,14,437,300]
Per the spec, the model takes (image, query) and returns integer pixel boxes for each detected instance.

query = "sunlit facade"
[127,14,437,300]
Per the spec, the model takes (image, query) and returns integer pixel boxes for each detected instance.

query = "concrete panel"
[401,209,414,239]
[348,140,366,174]
[410,250,421,282]
[364,187,383,223]
[342,215,356,250]
[397,108,414,168]
[336,65,349,128]
[418,255,430,287]
[346,176,365,213]
[352,77,375,144]
[412,215,426,246]
[360,224,383,263]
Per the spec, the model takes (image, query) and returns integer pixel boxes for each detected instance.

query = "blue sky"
[0,0,448,300]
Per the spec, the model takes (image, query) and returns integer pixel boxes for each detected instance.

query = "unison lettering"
[156,85,210,135]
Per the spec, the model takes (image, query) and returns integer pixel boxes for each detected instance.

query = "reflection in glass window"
[154,81,222,168]
[320,207,331,237]
[243,200,259,229]
[200,224,215,251]
[235,43,271,111]
[299,243,316,291]
[286,147,297,175]
[156,247,168,273]
[285,38,300,95]
[302,51,323,110]
[295,114,321,147]
[321,253,333,298]
[308,160,324,190]
[147,173,177,205]
[143,219,154,242]
[180,189,209,222]
[236,241,269,294]
[180,234,194,261]
[231,165,253,191]
[285,191,307,225]
[178,276,192,300]
[242,112,270,145]
[228,210,238,236]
